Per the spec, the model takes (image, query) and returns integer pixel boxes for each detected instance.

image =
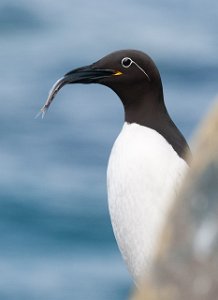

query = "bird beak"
[64,65,116,84]
[37,65,120,118]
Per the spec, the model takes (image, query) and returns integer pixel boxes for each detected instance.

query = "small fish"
[36,65,116,119]
[35,77,67,119]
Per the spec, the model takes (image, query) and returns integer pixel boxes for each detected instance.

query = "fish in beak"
[37,65,117,118]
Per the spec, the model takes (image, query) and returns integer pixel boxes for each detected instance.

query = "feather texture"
[107,122,188,282]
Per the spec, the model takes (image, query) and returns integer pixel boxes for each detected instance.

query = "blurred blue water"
[0,0,217,299]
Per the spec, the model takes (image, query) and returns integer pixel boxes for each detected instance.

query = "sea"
[0,0,217,299]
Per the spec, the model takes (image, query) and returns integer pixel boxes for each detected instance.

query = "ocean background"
[0,1,217,299]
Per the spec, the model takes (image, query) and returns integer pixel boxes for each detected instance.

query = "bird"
[39,49,191,283]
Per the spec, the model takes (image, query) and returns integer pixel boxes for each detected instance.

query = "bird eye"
[121,57,133,68]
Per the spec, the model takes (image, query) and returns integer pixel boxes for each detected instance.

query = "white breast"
[107,122,188,282]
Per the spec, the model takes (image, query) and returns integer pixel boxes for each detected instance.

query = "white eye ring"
[121,57,133,68]
[121,56,151,81]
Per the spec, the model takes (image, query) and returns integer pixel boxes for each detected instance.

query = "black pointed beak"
[64,65,115,84]
[37,65,118,118]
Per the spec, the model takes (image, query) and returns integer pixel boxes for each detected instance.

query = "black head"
[39,50,163,115]
[39,49,191,162]
[91,50,163,110]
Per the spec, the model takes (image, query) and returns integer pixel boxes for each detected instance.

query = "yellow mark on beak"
[113,71,123,76]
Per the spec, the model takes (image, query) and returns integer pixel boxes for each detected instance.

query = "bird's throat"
[124,93,167,127]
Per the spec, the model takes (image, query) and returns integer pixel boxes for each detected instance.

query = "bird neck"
[120,87,191,163]
[123,85,168,127]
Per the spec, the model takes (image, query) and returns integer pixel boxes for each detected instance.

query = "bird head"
[37,49,163,118]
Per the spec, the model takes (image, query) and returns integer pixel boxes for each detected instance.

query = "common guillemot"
[38,49,191,283]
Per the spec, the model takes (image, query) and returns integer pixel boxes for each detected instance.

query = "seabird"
[39,49,191,283]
